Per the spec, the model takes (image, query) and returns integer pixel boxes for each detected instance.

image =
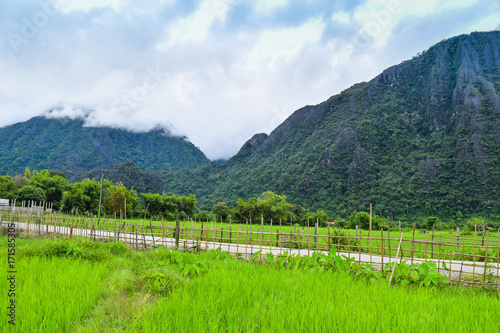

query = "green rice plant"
[0,256,108,333]
[137,256,500,332]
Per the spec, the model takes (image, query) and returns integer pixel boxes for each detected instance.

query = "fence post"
[411,223,416,265]
[328,224,331,251]
[431,224,435,259]
[175,220,180,248]
[483,231,490,286]
[481,223,485,247]
[314,221,318,247]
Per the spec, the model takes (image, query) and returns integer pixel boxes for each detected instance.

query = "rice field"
[1,235,499,332]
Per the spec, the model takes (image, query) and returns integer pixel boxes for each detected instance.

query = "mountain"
[0,115,210,180]
[160,31,500,221]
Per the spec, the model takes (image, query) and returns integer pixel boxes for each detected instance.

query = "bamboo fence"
[1,211,499,288]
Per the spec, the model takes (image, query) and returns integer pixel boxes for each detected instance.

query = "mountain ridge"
[0,114,211,180]
[160,31,500,221]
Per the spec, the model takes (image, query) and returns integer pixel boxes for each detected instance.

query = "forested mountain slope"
[161,31,500,221]
[0,115,210,181]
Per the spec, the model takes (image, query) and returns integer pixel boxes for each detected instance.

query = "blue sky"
[1,0,499,159]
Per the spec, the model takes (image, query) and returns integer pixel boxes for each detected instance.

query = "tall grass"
[2,236,499,332]
[139,258,500,332]
[0,255,108,333]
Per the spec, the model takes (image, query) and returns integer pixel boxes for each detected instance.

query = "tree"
[13,175,28,188]
[194,211,209,221]
[17,185,45,203]
[28,169,70,209]
[290,204,307,224]
[303,210,330,227]
[348,212,387,230]
[255,191,293,223]
[104,183,138,215]
[0,176,17,199]
[61,179,102,214]
[231,198,257,222]
[212,202,229,221]
[423,216,439,230]
[177,194,197,217]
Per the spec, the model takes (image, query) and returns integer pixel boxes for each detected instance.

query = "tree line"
[1,169,496,230]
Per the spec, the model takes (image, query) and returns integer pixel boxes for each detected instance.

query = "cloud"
[331,11,350,25]
[0,0,499,161]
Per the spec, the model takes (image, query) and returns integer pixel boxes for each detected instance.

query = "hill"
[161,31,500,221]
[0,114,210,180]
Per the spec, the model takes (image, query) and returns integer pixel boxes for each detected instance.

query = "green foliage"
[0,116,210,180]
[385,260,450,287]
[20,237,127,262]
[16,185,45,203]
[422,216,439,230]
[231,191,294,223]
[141,193,198,218]
[212,202,229,221]
[61,179,102,214]
[302,209,329,227]
[28,169,70,209]
[348,212,388,230]
[0,175,17,199]
[105,182,139,215]
[158,32,500,224]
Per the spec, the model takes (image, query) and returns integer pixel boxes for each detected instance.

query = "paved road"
[5,221,499,279]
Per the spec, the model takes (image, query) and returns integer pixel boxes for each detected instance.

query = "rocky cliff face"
[163,32,500,220]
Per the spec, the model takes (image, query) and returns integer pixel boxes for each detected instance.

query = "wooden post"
[481,223,485,247]
[411,223,416,265]
[483,231,490,286]
[369,204,373,265]
[269,219,272,251]
[134,225,137,250]
[381,228,384,269]
[161,218,165,247]
[175,220,180,248]
[431,223,435,259]
[328,224,331,251]
[355,225,358,239]
[236,224,241,254]
[337,226,341,256]
[388,228,391,261]
[389,233,404,284]
[307,219,310,256]
[150,219,156,247]
[314,218,318,247]
[260,214,264,252]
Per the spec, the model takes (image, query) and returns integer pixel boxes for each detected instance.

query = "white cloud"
[159,0,225,48]
[0,0,498,161]
[56,0,130,13]
[352,0,482,49]
[245,18,325,71]
[332,11,350,25]
[254,0,289,16]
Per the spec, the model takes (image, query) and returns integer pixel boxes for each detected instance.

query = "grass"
[1,235,499,332]
[0,252,108,332]
[139,255,500,332]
